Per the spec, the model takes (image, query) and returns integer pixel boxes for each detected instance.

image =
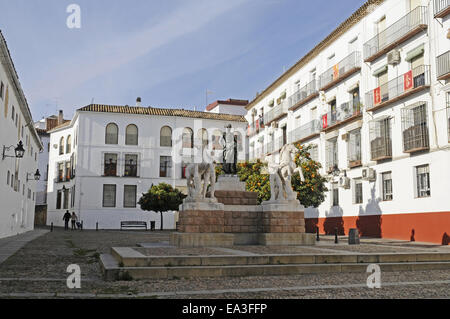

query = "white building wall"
[0,33,42,239]
[246,0,450,243]
[47,111,247,230]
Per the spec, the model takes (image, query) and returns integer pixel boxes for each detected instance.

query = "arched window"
[125,124,138,145]
[197,129,208,148]
[59,137,64,155]
[212,130,223,150]
[66,135,72,154]
[160,126,172,147]
[105,123,118,145]
[182,128,194,149]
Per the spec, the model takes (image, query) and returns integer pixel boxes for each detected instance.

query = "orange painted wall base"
[305,211,450,245]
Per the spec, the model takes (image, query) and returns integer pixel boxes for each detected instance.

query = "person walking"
[63,211,71,230]
[71,212,78,231]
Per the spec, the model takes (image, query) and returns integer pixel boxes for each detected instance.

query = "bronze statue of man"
[221,124,238,175]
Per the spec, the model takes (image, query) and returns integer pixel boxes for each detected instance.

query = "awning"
[373,65,388,76]
[405,44,424,62]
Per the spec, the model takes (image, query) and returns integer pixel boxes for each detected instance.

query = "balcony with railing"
[348,129,362,168]
[322,100,362,132]
[318,52,361,91]
[434,0,450,18]
[401,102,429,153]
[325,138,338,174]
[365,65,430,112]
[288,119,321,144]
[363,6,428,63]
[289,80,319,111]
[264,99,289,126]
[265,135,286,155]
[437,51,450,81]
[247,117,264,137]
[370,117,392,161]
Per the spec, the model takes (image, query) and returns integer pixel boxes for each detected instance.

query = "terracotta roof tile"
[77,104,247,122]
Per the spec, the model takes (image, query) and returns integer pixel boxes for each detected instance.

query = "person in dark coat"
[63,211,71,230]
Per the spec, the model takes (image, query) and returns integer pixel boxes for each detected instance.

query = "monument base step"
[170,232,315,247]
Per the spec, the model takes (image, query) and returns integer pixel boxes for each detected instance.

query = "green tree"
[237,145,328,208]
[138,183,186,230]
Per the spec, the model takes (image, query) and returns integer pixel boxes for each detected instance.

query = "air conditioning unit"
[362,167,376,181]
[271,122,279,129]
[339,176,351,189]
[53,144,58,149]
[387,49,401,65]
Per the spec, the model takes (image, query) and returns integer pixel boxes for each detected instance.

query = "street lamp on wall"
[26,169,41,182]
[2,141,25,160]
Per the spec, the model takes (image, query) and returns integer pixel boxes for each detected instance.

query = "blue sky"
[0,0,366,121]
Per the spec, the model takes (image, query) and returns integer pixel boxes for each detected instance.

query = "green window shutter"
[405,44,424,62]
[373,65,388,76]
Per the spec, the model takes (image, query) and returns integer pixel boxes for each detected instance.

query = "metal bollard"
[96,222,98,231]
[335,227,339,244]
[81,221,83,231]
[50,223,53,232]
[316,226,320,241]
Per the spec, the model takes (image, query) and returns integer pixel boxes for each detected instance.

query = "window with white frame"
[354,179,363,204]
[348,128,362,168]
[381,172,393,201]
[160,156,172,178]
[103,184,116,207]
[104,153,118,177]
[416,164,430,198]
[309,144,319,162]
[331,183,339,207]
[124,154,138,177]
[124,185,137,208]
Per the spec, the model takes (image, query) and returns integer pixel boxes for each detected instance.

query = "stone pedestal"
[173,187,315,247]
[215,175,246,191]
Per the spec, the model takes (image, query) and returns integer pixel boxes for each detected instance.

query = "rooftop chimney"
[136,97,142,107]
[58,110,64,126]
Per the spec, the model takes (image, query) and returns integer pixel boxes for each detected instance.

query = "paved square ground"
[0,228,448,299]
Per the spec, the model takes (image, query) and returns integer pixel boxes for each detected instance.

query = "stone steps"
[100,253,450,281]
[100,249,450,281]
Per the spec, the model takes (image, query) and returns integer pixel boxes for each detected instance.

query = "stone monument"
[170,128,315,248]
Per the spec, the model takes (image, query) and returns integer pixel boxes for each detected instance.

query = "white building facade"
[46,103,248,230]
[246,0,450,244]
[0,31,43,239]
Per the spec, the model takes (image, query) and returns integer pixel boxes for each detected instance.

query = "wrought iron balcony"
[247,118,264,137]
[365,65,430,112]
[265,136,286,155]
[401,102,429,153]
[288,119,321,143]
[434,0,450,18]
[318,52,361,91]
[289,80,319,111]
[363,6,428,62]
[264,99,289,126]
[370,117,392,161]
[322,100,362,131]
[437,51,450,81]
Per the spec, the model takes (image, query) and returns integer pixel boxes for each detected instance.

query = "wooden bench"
[120,221,148,231]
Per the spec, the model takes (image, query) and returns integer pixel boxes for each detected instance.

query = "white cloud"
[30,0,251,101]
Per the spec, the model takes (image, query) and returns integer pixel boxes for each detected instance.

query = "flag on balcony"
[247,125,251,136]
[322,114,328,129]
[256,119,260,132]
[373,87,381,105]
[333,64,339,80]
[404,70,413,91]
